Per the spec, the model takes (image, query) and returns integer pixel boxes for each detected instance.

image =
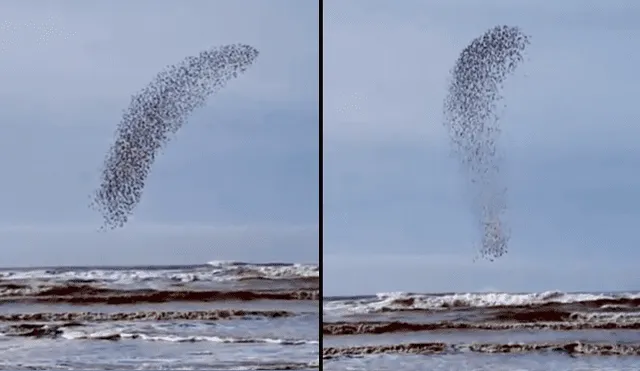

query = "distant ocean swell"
[323,291,640,361]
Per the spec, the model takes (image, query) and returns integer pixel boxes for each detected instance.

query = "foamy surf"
[58,330,318,345]
[324,291,640,314]
[0,261,318,287]
[0,262,318,370]
[324,291,640,370]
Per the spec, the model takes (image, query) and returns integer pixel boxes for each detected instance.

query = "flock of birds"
[90,44,259,230]
[443,26,530,260]
[0,19,75,50]
[85,26,528,260]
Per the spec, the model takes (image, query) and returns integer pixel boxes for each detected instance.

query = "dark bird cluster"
[443,26,530,260]
[91,44,259,230]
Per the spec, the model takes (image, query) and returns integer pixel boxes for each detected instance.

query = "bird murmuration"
[91,44,259,230]
[443,26,529,260]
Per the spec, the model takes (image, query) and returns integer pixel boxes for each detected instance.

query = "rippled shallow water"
[0,261,319,370]
[323,291,640,371]
[323,353,640,371]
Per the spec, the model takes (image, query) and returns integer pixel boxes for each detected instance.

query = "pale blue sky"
[323,0,640,295]
[0,0,318,266]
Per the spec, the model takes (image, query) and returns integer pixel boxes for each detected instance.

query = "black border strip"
[318,0,324,368]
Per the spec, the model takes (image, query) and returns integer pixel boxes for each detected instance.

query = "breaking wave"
[324,291,640,314]
[0,261,318,286]
[324,290,640,361]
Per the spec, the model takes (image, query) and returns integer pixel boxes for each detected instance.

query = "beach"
[323,291,640,370]
[0,261,319,370]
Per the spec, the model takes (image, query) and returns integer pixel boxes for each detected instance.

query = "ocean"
[0,261,319,370]
[323,291,640,370]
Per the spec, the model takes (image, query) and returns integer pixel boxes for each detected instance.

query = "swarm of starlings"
[443,26,529,260]
[91,44,259,230]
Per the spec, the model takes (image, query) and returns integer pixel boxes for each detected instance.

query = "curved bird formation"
[91,44,259,230]
[443,26,530,260]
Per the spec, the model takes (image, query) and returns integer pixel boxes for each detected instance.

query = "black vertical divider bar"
[318,0,324,367]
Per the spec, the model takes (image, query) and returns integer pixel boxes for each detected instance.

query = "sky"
[323,0,640,295]
[0,0,318,266]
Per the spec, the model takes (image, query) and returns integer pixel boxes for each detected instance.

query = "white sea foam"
[0,261,318,293]
[60,328,317,345]
[323,291,640,314]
